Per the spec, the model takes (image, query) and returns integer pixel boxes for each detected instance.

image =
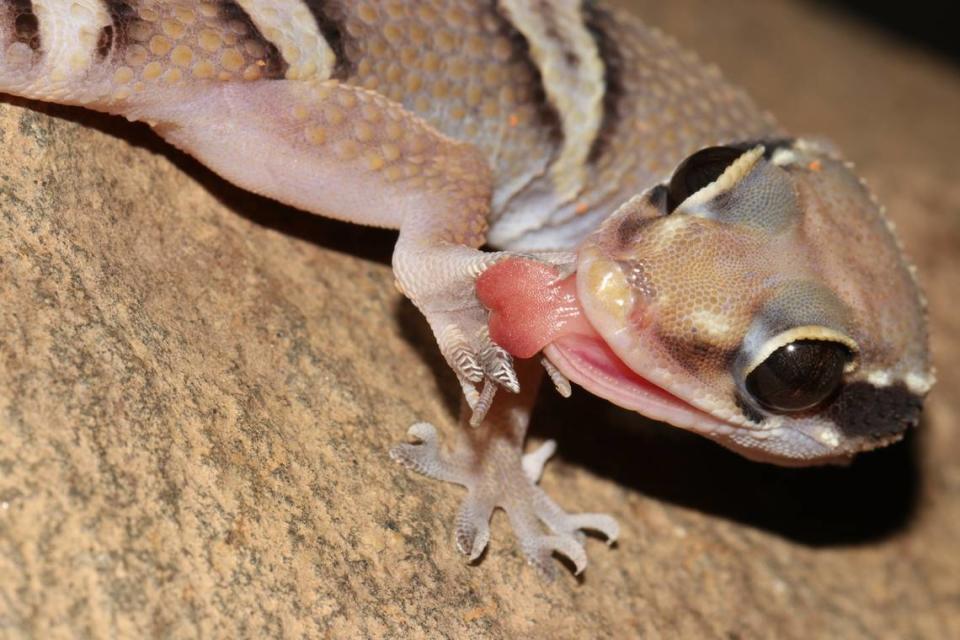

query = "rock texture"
[1,1,958,638]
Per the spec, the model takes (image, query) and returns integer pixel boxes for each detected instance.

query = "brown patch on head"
[598,211,768,402]
[657,329,738,381]
[614,213,654,248]
[609,192,669,249]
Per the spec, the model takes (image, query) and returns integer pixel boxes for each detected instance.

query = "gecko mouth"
[544,334,732,433]
[477,258,732,434]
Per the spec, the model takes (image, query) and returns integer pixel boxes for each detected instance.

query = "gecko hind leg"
[390,363,619,578]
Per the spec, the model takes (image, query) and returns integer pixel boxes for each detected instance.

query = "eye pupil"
[745,339,851,413]
[667,146,744,211]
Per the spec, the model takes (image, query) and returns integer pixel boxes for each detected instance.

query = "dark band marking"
[490,2,563,146]
[5,0,40,52]
[303,1,355,80]
[218,1,287,79]
[614,212,657,248]
[659,328,739,381]
[584,3,625,164]
[829,382,922,440]
[98,1,137,61]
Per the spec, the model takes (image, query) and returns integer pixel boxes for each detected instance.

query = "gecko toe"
[440,324,485,385]
[389,422,467,483]
[521,440,557,482]
[455,496,494,562]
[566,513,621,544]
[479,334,519,393]
[524,535,588,578]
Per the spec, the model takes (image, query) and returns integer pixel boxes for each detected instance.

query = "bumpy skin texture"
[573,144,931,464]
[0,1,932,575]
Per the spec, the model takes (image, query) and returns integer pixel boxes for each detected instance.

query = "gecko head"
[559,140,932,465]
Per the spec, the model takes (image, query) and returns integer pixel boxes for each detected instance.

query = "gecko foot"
[393,244,523,424]
[433,318,518,424]
[390,422,619,578]
[395,244,579,425]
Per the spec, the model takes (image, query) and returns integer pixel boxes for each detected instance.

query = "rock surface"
[1,1,958,637]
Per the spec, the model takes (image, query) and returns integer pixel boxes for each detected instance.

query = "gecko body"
[0,0,932,577]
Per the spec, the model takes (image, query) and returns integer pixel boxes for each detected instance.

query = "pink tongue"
[476,258,598,358]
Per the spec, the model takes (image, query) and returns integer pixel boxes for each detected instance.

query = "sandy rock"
[1,1,958,637]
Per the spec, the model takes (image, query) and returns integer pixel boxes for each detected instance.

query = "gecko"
[0,0,933,578]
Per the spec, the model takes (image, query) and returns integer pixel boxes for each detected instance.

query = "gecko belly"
[477,259,729,433]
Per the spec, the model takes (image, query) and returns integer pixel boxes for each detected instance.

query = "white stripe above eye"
[677,145,765,212]
[235,0,336,81]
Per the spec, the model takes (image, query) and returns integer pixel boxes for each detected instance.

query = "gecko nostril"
[667,146,744,212]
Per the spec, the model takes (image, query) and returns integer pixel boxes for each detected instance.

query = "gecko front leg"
[0,1,522,411]
[136,80,525,413]
[390,359,619,577]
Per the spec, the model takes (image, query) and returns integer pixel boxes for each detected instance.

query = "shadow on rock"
[532,385,922,547]
[3,96,397,266]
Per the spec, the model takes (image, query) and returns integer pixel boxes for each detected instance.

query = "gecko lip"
[543,334,734,435]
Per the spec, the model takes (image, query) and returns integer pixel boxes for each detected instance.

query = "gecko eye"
[667,146,744,211]
[745,339,852,413]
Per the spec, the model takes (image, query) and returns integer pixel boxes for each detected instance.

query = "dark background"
[820,1,957,61]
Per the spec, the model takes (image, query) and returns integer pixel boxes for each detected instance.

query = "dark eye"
[745,339,851,413]
[667,146,744,211]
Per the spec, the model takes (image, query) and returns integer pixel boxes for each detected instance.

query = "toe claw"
[551,536,588,576]
[406,422,438,443]
[477,328,519,394]
[568,513,620,544]
[389,422,459,482]
[526,535,587,577]
[490,362,519,393]
[440,325,484,385]
[454,495,494,561]
[388,441,428,474]
[455,516,491,562]
[453,350,484,384]
[457,376,481,410]
[481,346,518,393]
[468,380,498,427]
[541,357,572,398]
